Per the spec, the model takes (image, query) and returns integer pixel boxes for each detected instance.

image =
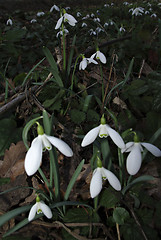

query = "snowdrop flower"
[144,11,150,15]
[65,7,70,10]
[30,19,37,23]
[151,13,157,18]
[82,22,87,27]
[79,56,88,70]
[87,55,98,65]
[90,157,121,198]
[104,4,110,7]
[93,17,100,23]
[109,20,114,25]
[50,5,60,12]
[37,12,45,17]
[81,115,125,149]
[6,18,13,25]
[121,134,161,175]
[55,10,77,29]
[95,27,104,34]
[119,26,126,32]
[28,195,52,222]
[82,14,90,20]
[56,28,69,38]
[91,50,107,64]
[25,123,73,176]
[91,13,95,18]
[77,12,81,17]
[129,7,144,16]
[89,29,96,35]
[123,2,129,5]
[104,22,109,27]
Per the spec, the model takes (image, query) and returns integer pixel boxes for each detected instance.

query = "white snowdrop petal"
[24,136,43,176]
[28,203,37,221]
[102,168,121,191]
[45,135,73,157]
[106,125,125,149]
[121,142,134,153]
[65,13,77,25]
[82,58,87,70]
[41,135,52,150]
[40,201,52,219]
[90,168,102,198]
[97,51,106,64]
[81,125,100,147]
[126,144,142,175]
[55,16,63,29]
[141,142,161,157]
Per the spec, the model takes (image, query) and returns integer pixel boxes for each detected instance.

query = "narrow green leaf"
[82,95,93,113]
[43,47,63,87]
[22,116,43,149]
[50,200,92,209]
[0,205,31,227]
[67,35,76,76]
[22,57,45,86]
[101,139,112,169]
[64,159,85,201]
[122,175,154,195]
[43,109,51,135]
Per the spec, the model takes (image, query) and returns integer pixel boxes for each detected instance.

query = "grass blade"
[64,159,85,201]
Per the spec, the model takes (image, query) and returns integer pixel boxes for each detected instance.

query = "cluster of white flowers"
[79,50,106,71]
[81,115,161,197]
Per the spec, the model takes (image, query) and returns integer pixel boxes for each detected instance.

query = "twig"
[121,200,149,240]
[84,35,132,56]
[32,220,109,240]
[116,223,121,240]
[0,85,38,116]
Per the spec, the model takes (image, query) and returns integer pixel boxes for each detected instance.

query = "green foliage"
[113,207,130,225]
[70,109,86,124]
[99,188,121,208]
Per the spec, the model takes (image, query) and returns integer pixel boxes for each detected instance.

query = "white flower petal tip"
[126,144,142,175]
[90,168,102,198]
[96,51,106,64]
[28,201,52,222]
[103,168,121,191]
[45,135,73,157]
[24,136,43,176]
[81,126,100,147]
[105,125,125,149]
[141,143,161,157]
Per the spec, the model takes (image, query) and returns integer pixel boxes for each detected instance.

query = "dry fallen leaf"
[0,141,26,178]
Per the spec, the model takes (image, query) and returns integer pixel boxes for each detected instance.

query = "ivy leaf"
[113,207,130,225]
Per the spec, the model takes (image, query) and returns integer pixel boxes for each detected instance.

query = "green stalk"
[62,23,66,72]
[49,148,60,201]
[71,55,80,91]
[118,148,125,186]
[99,63,104,102]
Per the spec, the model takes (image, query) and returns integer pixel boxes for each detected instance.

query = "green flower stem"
[49,148,60,201]
[71,55,80,91]
[62,23,66,72]
[99,63,104,102]
[38,168,54,200]
[118,148,125,186]
[94,195,99,210]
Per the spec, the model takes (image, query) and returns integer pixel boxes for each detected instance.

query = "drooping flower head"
[81,115,125,149]
[24,122,73,176]
[121,133,161,175]
[55,9,77,29]
[90,157,121,198]
[90,48,106,64]
[28,195,52,222]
